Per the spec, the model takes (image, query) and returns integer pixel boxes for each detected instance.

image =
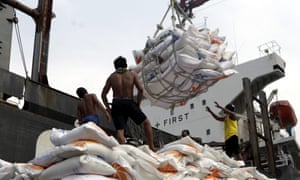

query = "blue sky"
[9,0,300,143]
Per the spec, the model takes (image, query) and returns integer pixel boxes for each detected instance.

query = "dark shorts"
[225,135,240,157]
[111,98,147,130]
[82,114,100,126]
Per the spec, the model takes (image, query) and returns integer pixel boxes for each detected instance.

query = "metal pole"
[243,78,261,169]
[259,91,276,177]
[32,0,53,84]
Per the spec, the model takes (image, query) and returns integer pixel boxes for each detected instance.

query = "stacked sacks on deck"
[0,122,274,179]
[131,25,237,109]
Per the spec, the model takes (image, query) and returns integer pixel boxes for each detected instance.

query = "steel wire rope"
[13,9,29,78]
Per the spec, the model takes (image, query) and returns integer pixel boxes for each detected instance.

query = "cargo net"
[131,1,237,109]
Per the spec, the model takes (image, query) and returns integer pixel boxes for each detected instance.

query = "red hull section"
[269,100,298,128]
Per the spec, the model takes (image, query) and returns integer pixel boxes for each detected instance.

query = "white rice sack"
[241,166,275,180]
[175,53,204,71]
[132,49,144,64]
[185,164,210,179]
[202,144,223,162]
[138,145,181,173]
[159,63,186,86]
[164,136,204,153]
[138,145,165,162]
[192,69,223,82]
[39,154,116,180]
[158,143,200,160]
[62,175,118,180]
[210,161,234,178]
[219,151,244,168]
[219,60,235,70]
[182,176,202,180]
[199,148,218,162]
[229,167,257,180]
[31,140,115,167]
[158,158,182,173]
[162,171,188,180]
[197,48,219,65]
[159,57,172,72]
[222,51,235,60]
[142,61,158,75]
[216,42,228,57]
[0,159,15,179]
[111,146,136,166]
[145,78,170,94]
[133,159,165,180]
[129,63,143,73]
[13,163,44,179]
[158,150,194,168]
[111,156,139,180]
[155,29,174,42]
[174,33,210,52]
[186,34,212,51]
[142,90,171,109]
[50,122,119,147]
[187,25,210,42]
[208,43,219,53]
[159,43,177,61]
[176,44,199,59]
[118,144,160,167]
[151,35,174,56]
[13,174,32,180]
[192,157,216,169]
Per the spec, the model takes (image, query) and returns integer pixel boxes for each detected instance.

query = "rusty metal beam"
[243,78,261,169]
[0,0,39,18]
[1,0,54,84]
[259,91,276,178]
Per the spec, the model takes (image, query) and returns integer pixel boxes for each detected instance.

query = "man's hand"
[214,101,221,108]
[206,106,211,112]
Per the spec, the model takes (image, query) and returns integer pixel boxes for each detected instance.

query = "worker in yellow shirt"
[206,101,243,160]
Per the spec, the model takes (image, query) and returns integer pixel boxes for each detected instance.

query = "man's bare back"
[109,70,142,98]
[76,87,111,125]
[77,94,98,117]
[102,70,144,109]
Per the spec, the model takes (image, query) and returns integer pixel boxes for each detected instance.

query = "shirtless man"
[101,56,157,151]
[76,87,111,126]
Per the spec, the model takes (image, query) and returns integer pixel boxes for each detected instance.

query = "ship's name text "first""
[163,112,189,126]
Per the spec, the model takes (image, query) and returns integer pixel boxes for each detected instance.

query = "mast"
[1,0,54,84]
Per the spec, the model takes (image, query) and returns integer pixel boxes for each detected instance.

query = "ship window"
[190,103,194,109]
[202,100,206,106]
[206,129,210,135]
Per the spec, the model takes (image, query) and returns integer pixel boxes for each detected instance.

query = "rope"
[13,9,29,78]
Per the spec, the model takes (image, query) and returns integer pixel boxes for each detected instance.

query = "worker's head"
[76,87,87,98]
[225,104,235,112]
[114,56,127,69]
[181,129,190,137]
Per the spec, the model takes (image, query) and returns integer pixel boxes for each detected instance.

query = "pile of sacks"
[131,25,237,109]
[0,122,274,180]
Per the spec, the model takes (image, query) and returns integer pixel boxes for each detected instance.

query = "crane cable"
[12,9,29,78]
[152,0,193,38]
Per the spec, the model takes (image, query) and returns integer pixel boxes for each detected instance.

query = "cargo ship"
[0,0,299,179]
